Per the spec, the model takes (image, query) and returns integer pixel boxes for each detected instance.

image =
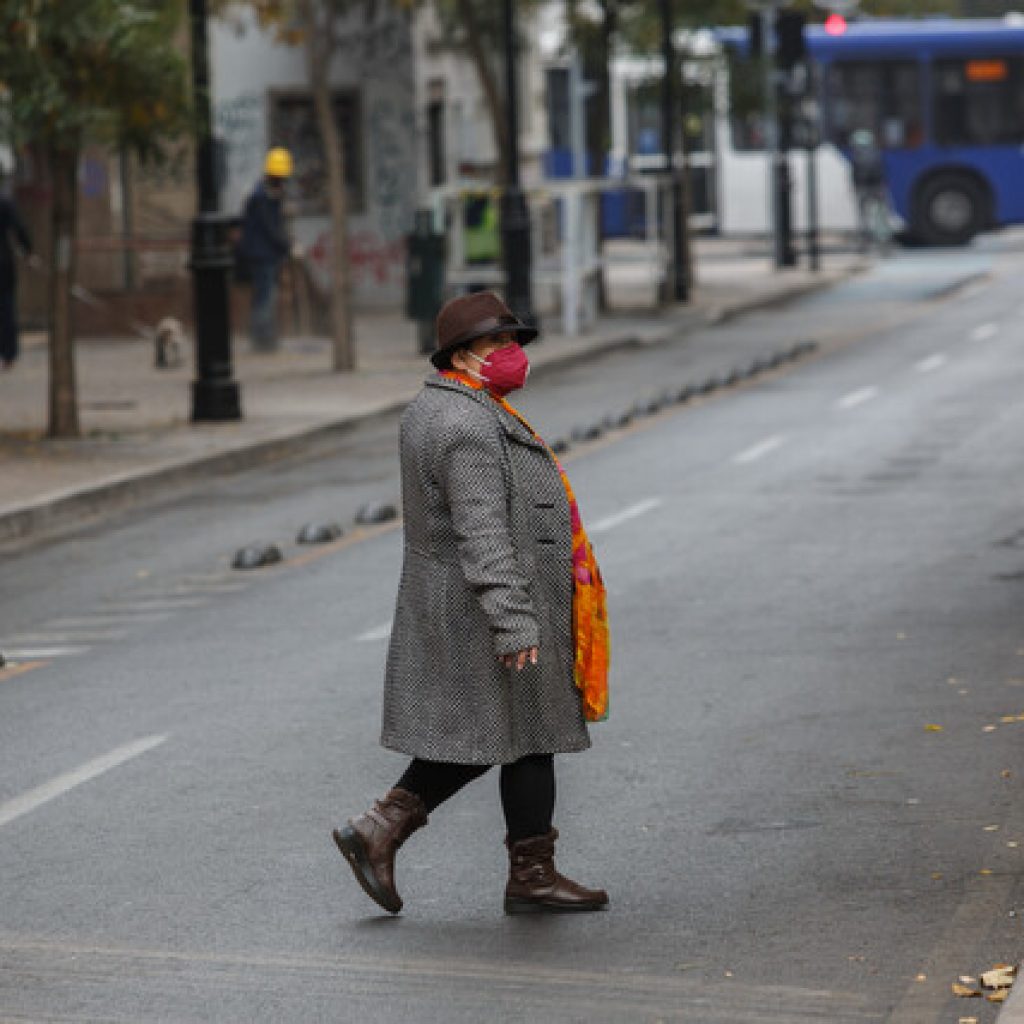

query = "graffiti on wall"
[367,95,415,243]
[307,228,406,290]
[214,91,264,201]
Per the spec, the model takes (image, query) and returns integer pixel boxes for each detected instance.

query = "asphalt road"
[1,239,1023,1023]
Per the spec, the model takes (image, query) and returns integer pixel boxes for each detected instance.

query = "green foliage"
[0,0,189,156]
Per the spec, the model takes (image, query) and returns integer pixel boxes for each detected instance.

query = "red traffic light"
[825,13,848,34]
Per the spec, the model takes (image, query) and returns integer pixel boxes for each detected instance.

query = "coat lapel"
[424,376,548,451]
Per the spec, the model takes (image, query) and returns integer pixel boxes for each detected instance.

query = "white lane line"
[0,735,168,830]
[731,435,787,466]
[970,322,998,342]
[48,614,170,629]
[1,630,125,644]
[589,497,664,535]
[0,646,89,660]
[357,623,392,643]
[99,598,207,612]
[915,354,948,374]
[835,386,879,411]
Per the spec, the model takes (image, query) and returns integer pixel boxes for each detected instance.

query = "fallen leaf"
[1000,716,1017,723]
[952,982,981,997]
[987,989,1009,1003]
[931,872,944,880]
[915,973,927,981]
[979,869,994,876]
[960,975,978,985]
[1002,770,1013,779]
[984,825,1000,832]
[1008,841,1019,849]
[724,970,733,978]
[983,725,998,732]
[980,965,1016,989]
[958,1017,978,1024]
[924,724,944,732]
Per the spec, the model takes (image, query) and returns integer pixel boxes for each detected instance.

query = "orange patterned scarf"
[441,370,609,722]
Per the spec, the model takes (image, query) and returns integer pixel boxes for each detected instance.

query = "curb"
[0,265,858,546]
[703,265,865,325]
[996,965,1024,1022]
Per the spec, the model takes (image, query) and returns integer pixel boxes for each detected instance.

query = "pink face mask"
[467,343,530,396]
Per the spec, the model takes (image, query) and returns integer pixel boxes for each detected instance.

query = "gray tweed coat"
[380,376,591,764]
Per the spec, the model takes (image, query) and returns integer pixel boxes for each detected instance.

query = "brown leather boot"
[504,828,608,914]
[332,787,428,914]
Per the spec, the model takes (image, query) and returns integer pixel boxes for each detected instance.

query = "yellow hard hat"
[264,147,293,178]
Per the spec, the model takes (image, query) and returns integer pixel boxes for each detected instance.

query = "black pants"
[396,754,555,845]
[0,283,17,364]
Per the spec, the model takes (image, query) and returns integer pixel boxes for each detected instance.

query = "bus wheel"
[913,173,987,246]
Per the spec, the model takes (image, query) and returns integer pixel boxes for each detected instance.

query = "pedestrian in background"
[239,148,293,352]
[0,190,34,370]
[332,291,610,916]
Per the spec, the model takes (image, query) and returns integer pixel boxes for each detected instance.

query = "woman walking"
[333,291,609,915]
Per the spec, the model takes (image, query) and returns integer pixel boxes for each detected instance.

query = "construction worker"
[239,147,293,352]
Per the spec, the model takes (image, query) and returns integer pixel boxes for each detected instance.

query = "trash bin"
[406,209,446,354]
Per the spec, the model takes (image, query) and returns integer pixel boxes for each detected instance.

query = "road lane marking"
[0,937,880,1018]
[0,660,48,683]
[731,435,787,466]
[1,630,125,644]
[0,735,168,830]
[0,646,89,660]
[589,498,663,535]
[99,598,208,613]
[970,322,998,342]
[835,387,879,411]
[357,623,392,643]
[47,614,170,629]
[915,354,947,374]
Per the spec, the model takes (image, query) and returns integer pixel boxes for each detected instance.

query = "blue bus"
[806,19,1024,245]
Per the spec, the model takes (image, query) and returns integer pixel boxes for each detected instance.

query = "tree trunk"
[301,0,354,372]
[47,145,80,438]
[454,0,509,183]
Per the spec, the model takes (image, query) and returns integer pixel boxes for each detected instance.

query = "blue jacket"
[240,182,288,266]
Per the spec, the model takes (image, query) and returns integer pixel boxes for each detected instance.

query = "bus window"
[933,57,1024,146]
[826,61,923,149]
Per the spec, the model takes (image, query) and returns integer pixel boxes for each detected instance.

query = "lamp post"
[500,0,535,327]
[188,0,241,422]
[659,0,689,302]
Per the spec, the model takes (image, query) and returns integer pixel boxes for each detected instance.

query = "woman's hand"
[500,647,538,672]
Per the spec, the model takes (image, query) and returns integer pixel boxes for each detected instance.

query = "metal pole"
[500,0,535,326]
[761,6,784,269]
[806,142,820,271]
[659,0,688,302]
[189,0,241,422]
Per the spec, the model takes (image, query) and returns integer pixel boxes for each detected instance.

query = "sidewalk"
[0,245,864,544]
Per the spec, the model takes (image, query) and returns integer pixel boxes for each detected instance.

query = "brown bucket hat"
[431,291,538,369]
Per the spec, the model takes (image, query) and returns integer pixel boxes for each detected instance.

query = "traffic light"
[775,11,807,69]
[824,12,848,34]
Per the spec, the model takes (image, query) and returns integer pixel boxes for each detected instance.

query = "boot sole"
[332,826,402,914]
[504,897,608,915]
